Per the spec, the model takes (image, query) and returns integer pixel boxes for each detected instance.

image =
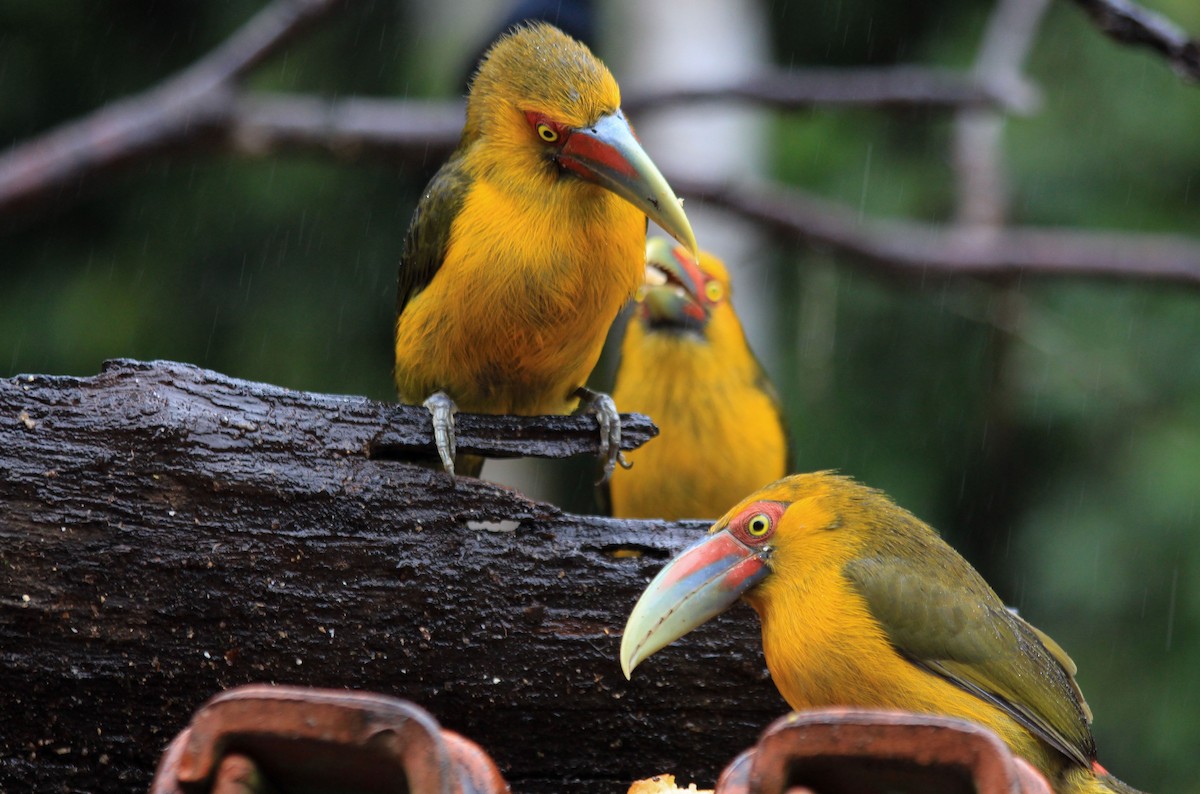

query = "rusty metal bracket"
[714,708,1053,794]
[149,685,509,794]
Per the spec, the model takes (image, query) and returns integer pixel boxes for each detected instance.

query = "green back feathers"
[829,478,1098,768]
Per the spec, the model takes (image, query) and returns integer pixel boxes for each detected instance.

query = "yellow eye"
[747,513,771,537]
[705,281,724,303]
[537,123,559,142]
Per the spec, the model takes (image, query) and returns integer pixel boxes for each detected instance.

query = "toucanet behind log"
[608,239,788,519]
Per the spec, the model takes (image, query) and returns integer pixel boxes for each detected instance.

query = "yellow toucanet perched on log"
[609,239,788,519]
[393,23,696,479]
[622,472,1144,794]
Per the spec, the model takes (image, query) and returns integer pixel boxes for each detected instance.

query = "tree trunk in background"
[610,0,777,363]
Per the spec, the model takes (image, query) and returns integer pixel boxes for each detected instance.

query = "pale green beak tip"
[660,196,698,259]
[618,529,771,685]
[619,625,638,680]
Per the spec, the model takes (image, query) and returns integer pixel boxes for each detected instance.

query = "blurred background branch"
[1070,0,1200,80]
[671,176,1200,286]
[3,0,1198,287]
[0,0,345,219]
[0,68,1022,219]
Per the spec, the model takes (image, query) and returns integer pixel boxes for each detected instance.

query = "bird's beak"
[558,112,698,256]
[639,237,708,326]
[620,528,770,679]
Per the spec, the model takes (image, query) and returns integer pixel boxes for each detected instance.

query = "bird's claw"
[423,391,458,475]
[576,388,624,484]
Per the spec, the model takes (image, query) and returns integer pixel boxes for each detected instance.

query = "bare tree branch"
[676,176,1200,286]
[0,0,345,219]
[181,0,347,90]
[1070,0,1200,81]
[0,15,1018,225]
[222,65,1023,163]
[6,81,1200,287]
[623,66,1024,115]
[2,0,1199,291]
[4,358,657,463]
[229,94,463,163]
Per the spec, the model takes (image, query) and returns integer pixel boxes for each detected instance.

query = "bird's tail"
[1060,763,1148,794]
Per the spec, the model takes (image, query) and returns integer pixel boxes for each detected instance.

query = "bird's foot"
[574,387,630,484]
[422,391,458,475]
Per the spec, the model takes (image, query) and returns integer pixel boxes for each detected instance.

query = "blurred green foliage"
[1,0,1198,791]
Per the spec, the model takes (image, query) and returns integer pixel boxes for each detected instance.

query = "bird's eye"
[746,513,771,537]
[536,123,559,142]
[730,501,785,544]
[705,281,724,303]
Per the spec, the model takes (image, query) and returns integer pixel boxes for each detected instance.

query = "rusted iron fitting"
[149,684,509,794]
[714,708,1053,794]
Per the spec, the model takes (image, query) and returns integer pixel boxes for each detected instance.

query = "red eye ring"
[730,501,786,544]
[525,112,563,144]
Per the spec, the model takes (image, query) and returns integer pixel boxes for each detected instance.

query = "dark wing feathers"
[844,552,1096,767]
[396,154,473,314]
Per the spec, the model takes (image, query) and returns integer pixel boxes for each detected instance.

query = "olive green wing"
[396,153,472,314]
[724,312,790,472]
[844,550,1096,767]
[751,355,793,472]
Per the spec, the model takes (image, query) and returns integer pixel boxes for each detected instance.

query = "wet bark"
[0,359,785,793]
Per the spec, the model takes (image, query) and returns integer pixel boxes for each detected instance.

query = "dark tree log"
[0,360,785,793]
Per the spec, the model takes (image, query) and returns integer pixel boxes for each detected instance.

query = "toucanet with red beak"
[394,22,697,478]
[622,472,1144,794]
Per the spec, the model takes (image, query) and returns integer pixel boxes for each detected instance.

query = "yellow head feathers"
[465,22,621,141]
